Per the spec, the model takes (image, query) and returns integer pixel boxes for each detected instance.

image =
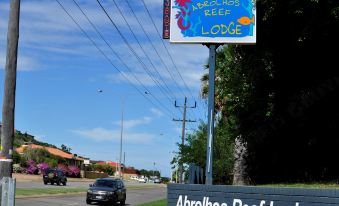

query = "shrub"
[57,164,69,175]
[13,164,24,173]
[92,164,116,176]
[13,150,21,164]
[26,159,38,175]
[37,162,49,174]
[23,148,50,163]
[68,165,80,177]
[46,158,58,168]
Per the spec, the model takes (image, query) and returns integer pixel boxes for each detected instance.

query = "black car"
[86,178,126,205]
[43,168,67,186]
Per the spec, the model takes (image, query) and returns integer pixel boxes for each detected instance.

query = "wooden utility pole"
[173,97,196,183]
[0,0,21,180]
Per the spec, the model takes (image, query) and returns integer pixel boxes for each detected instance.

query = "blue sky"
[0,0,209,177]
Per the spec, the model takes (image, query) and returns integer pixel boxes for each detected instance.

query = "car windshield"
[94,180,116,188]
[45,169,55,174]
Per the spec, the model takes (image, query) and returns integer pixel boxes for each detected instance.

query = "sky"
[0,0,209,177]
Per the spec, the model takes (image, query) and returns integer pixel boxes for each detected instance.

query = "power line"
[121,0,188,100]
[96,0,181,114]
[112,0,180,101]
[55,0,198,154]
[70,0,176,117]
[136,0,203,121]
[112,0,195,118]
[55,0,175,117]
[139,0,195,98]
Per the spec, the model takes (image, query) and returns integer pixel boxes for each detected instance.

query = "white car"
[138,178,146,183]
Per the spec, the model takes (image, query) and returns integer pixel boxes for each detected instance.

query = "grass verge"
[137,199,166,206]
[16,185,164,197]
[16,188,87,197]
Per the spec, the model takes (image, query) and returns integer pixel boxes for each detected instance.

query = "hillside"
[11,130,57,149]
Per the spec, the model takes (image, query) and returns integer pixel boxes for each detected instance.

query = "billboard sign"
[170,0,256,43]
[163,0,171,39]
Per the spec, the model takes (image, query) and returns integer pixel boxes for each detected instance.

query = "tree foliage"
[172,122,234,184]
[176,0,339,184]
[21,148,66,168]
[61,144,72,153]
[13,131,57,149]
[139,169,160,177]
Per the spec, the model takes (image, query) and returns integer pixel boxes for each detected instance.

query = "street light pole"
[153,162,156,177]
[118,91,150,180]
[119,97,124,179]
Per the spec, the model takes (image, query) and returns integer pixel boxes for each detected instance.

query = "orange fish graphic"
[237,16,255,25]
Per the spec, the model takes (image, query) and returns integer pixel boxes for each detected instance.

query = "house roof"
[16,144,84,161]
[98,161,123,168]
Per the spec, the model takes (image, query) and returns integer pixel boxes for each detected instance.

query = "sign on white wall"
[170,0,256,43]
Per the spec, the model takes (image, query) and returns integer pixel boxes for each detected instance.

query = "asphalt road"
[16,187,167,206]
[16,180,157,189]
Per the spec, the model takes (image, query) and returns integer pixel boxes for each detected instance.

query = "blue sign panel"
[170,0,256,43]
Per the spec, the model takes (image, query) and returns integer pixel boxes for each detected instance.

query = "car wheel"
[56,181,60,186]
[120,195,126,205]
[86,199,91,205]
[111,195,118,205]
[51,181,54,185]
[43,181,48,185]
[62,181,66,186]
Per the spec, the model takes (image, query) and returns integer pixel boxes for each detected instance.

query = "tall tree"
[200,0,339,184]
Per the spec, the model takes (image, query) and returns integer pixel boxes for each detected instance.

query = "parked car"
[154,178,161,184]
[137,177,146,183]
[43,168,67,186]
[86,178,126,205]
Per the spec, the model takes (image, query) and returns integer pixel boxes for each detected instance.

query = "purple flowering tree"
[57,164,69,176]
[68,165,80,177]
[26,159,38,175]
[37,162,49,174]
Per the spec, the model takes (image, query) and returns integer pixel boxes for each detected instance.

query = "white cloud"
[106,72,163,87]
[0,51,39,71]
[71,127,155,143]
[0,0,208,92]
[17,55,39,71]
[115,116,152,129]
[150,108,163,117]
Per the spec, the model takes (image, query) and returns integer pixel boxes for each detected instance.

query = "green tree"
[201,45,253,185]
[192,0,339,184]
[61,144,71,153]
[12,149,21,164]
[172,122,234,184]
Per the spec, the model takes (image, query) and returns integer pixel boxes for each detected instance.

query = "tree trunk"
[232,136,249,185]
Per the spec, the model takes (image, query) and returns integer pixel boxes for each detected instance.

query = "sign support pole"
[205,44,217,185]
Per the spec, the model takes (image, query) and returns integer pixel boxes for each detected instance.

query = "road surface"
[16,180,153,189]
[16,187,166,206]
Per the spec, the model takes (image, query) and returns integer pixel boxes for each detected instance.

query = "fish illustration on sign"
[237,16,255,25]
